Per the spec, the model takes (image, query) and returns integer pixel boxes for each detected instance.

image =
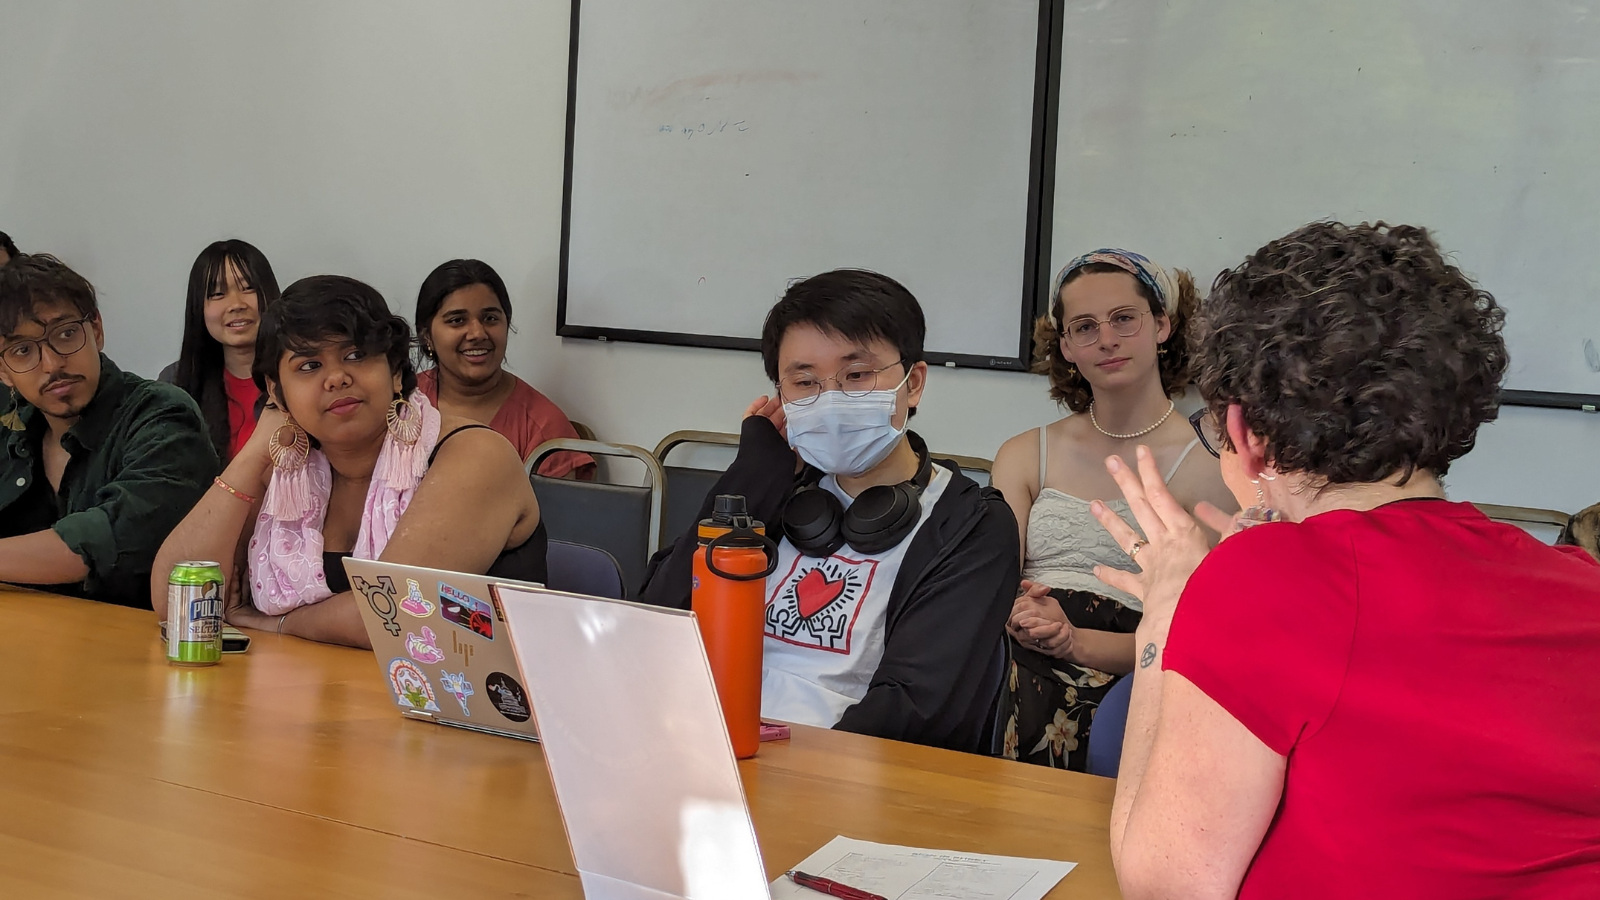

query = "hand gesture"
[744,394,789,440]
[1088,446,1236,626]
[1007,579,1077,660]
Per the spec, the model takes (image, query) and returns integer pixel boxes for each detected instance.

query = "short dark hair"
[414,259,512,362]
[0,254,99,336]
[0,231,18,259]
[176,240,282,457]
[1194,221,1508,485]
[760,269,926,384]
[1032,261,1199,413]
[254,275,416,405]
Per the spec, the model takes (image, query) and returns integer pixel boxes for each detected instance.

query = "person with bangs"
[153,275,546,648]
[159,240,280,461]
[991,249,1233,770]
[414,259,594,478]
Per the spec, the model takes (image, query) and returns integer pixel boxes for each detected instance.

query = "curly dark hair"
[254,275,417,408]
[1193,221,1507,485]
[1032,262,1198,413]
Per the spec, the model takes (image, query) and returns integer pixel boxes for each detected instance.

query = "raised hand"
[1088,446,1218,626]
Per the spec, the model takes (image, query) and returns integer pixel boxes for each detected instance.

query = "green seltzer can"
[167,560,225,666]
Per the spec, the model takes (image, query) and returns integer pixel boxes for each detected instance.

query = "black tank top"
[323,424,549,593]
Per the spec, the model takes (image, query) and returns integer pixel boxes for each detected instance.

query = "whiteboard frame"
[555,0,1064,373]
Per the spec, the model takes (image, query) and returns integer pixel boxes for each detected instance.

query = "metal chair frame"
[528,438,666,557]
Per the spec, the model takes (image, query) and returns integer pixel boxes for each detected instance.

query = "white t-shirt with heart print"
[760,465,952,728]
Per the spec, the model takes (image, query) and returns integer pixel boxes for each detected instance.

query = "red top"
[223,371,261,460]
[416,369,595,478]
[1165,499,1600,899]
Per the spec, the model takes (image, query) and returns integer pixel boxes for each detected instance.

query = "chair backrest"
[1086,674,1134,778]
[544,540,625,600]
[568,419,598,442]
[1470,502,1573,545]
[934,452,994,488]
[529,439,664,599]
[654,430,741,545]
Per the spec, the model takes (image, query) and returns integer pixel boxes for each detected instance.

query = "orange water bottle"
[692,494,778,759]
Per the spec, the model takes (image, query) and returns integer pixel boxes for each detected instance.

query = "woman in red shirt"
[161,240,279,460]
[413,259,594,479]
[1089,222,1600,899]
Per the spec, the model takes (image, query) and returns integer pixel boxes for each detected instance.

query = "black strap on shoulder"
[427,423,496,466]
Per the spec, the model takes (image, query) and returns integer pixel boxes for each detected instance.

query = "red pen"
[786,870,888,900]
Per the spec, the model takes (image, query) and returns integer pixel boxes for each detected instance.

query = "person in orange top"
[413,259,594,479]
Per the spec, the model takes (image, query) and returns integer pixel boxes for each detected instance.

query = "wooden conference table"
[0,588,1120,899]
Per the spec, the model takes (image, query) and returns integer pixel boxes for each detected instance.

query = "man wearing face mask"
[640,269,1020,754]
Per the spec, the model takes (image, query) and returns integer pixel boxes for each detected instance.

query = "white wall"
[0,1,1594,513]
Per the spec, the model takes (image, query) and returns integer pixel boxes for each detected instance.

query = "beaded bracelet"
[213,476,257,505]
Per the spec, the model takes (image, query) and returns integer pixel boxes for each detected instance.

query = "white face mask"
[783,374,910,477]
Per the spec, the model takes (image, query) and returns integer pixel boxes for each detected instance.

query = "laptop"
[494,584,771,900]
[343,558,542,742]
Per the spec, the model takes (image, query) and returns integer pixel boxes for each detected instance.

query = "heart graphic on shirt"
[794,568,847,619]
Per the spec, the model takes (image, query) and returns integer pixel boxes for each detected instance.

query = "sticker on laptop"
[404,625,446,665]
[438,582,493,640]
[399,579,435,618]
[352,575,402,637]
[387,658,439,712]
[484,672,530,723]
[439,671,474,716]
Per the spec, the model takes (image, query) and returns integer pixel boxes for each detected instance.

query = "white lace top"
[1021,426,1200,614]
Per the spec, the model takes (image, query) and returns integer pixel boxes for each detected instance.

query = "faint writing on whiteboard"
[658,120,748,139]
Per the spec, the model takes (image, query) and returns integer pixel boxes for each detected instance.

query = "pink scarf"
[248,391,442,615]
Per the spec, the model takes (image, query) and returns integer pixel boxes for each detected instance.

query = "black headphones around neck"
[781,444,935,558]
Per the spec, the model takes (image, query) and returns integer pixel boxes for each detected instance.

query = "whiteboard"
[1049,0,1600,399]
[560,0,1047,367]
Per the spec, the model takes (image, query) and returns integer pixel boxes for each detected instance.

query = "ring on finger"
[1128,539,1149,560]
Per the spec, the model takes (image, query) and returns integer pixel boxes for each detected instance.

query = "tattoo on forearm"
[1139,642,1158,669]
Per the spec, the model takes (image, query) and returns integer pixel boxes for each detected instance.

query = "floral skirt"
[1000,587,1142,771]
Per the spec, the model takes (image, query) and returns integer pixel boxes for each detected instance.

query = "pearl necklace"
[1089,399,1176,440]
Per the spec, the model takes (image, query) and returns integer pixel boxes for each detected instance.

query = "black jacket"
[639,415,1020,754]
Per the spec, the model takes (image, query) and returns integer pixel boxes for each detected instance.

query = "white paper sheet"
[770,836,1077,900]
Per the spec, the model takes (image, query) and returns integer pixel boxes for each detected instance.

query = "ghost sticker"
[764,555,879,655]
[352,575,402,637]
[404,625,446,665]
[399,578,435,618]
[484,671,530,723]
[387,658,439,712]
[439,671,474,716]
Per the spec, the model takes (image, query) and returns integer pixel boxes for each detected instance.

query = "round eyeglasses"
[1063,307,1147,347]
[1,318,90,374]
[776,360,908,407]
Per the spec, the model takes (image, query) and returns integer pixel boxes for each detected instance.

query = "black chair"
[528,439,664,599]
[653,430,741,544]
[545,540,625,599]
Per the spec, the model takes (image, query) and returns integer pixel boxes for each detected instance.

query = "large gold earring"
[268,418,310,471]
[387,395,422,445]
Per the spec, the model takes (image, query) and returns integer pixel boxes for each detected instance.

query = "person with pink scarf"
[152,276,545,648]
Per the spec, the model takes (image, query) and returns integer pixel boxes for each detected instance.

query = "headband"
[1047,248,1177,331]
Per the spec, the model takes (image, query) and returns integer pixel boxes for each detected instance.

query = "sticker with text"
[484,671,530,723]
[399,578,435,618]
[387,658,439,712]
[438,583,493,640]
[404,625,446,665]
[439,671,474,716]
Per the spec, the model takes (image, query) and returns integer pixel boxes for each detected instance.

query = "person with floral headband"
[991,248,1233,771]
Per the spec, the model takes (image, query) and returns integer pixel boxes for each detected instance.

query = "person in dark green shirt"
[0,254,218,608]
